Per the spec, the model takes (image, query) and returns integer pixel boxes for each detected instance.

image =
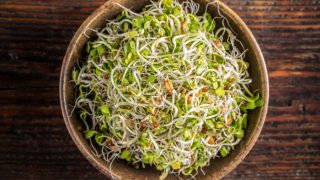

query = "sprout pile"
[71,0,263,178]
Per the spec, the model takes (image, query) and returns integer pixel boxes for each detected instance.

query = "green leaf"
[99,105,111,116]
[196,44,204,54]
[148,75,155,84]
[124,42,130,56]
[186,118,198,127]
[182,129,192,140]
[72,69,79,83]
[127,52,133,61]
[140,49,150,57]
[162,0,173,7]
[213,54,224,64]
[235,129,244,138]
[158,28,166,36]
[84,130,97,139]
[107,61,114,70]
[226,127,234,135]
[188,14,199,23]
[197,152,208,167]
[215,88,225,97]
[203,13,212,21]
[241,95,263,111]
[144,20,151,29]
[100,123,108,132]
[237,58,249,70]
[242,113,248,129]
[212,81,219,89]
[171,161,181,170]
[95,68,102,77]
[128,73,135,83]
[172,7,182,16]
[202,13,216,32]
[207,20,216,32]
[220,146,229,157]
[78,85,85,98]
[89,48,98,60]
[223,42,230,51]
[246,101,256,110]
[164,26,172,36]
[189,22,199,33]
[120,149,132,162]
[79,110,87,121]
[129,40,136,54]
[157,14,167,21]
[123,22,129,32]
[124,52,133,65]
[137,66,143,72]
[205,119,215,129]
[215,121,224,129]
[161,112,171,122]
[182,167,194,176]
[97,45,106,56]
[142,152,156,164]
[255,97,264,107]
[122,78,130,85]
[240,105,247,113]
[191,137,202,149]
[95,134,105,146]
[132,17,144,29]
[117,10,128,20]
[128,31,138,38]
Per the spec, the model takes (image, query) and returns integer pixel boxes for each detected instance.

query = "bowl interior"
[60,0,268,179]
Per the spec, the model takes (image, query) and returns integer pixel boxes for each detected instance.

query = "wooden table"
[1,0,319,179]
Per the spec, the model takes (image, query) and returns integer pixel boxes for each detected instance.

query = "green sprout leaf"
[213,54,224,64]
[215,88,225,96]
[220,146,229,157]
[223,42,230,51]
[120,149,132,161]
[72,69,79,83]
[84,130,97,139]
[128,31,138,38]
[97,45,107,56]
[99,105,110,116]
[171,161,181,170]
[95,134,105,146]
[163,0,173,8]
[235,129,244,138]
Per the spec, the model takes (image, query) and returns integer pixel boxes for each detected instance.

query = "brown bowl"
[60,0,269,179]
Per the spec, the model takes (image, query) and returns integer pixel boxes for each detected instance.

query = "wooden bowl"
[60,0,269,179]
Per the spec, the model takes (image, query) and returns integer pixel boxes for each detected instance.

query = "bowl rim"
[59,0,269,179]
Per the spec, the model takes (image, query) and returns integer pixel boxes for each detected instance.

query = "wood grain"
[0,0,319,179]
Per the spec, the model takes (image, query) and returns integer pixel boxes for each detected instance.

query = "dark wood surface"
[0,0,319,179]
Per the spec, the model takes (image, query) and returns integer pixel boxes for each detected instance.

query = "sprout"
[120,149,132,161]
[171,161,181,170]
[99,105,110,116]
[220,146,229,157]
[215,88,225,96]
[235,129,244,138]
[84,130,97,139]
[71,0,263,178]
[72,69,79,84]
